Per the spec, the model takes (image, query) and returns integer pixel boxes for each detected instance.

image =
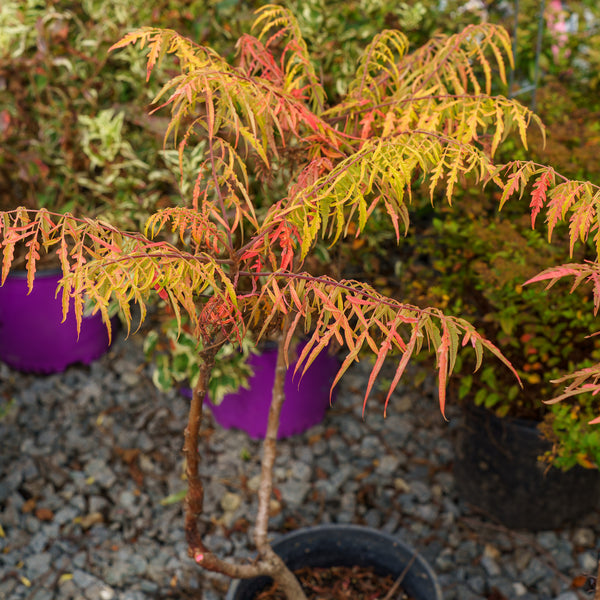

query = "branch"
[184,339,221,556]
[253,313,308,599]
[184,335,272,578]
[254,314,289,550]
[240,270,520,418]
[208,134,235,253]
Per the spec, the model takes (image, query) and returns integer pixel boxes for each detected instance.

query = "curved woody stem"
[254,315,290,548]
[253,314,308,599]
[183,343,218,557]
[182,319,307,599]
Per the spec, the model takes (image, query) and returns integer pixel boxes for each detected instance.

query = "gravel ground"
[1,330,599,600]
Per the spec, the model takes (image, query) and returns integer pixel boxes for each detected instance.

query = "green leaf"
[160,489,187,506]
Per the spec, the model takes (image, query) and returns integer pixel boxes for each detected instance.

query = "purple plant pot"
[0,270,113,374]
[205,342,340,439]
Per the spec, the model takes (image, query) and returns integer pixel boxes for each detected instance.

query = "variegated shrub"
[0,5,580,598]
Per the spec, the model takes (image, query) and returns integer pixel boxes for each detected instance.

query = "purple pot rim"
[4,267,63,280]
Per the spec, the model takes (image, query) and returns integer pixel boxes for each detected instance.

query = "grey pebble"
[551,539,575,571]
[446,583,485,599]
[554,593,580,600]
[376,454,401,476]
[85,584,115,600]
[28,530,49,554]
[409,479,432,503]
[521,557,552,586]
[578,549,598,571]
[54,505,80,525]
[467,574,486,595]
[85,458,117,489]
[30,590,54,600]
[121,592,149,600]
[279,479,310,506]
[435,551,455,572]
[291,461,312,481]
[24,552,52,578]
[536,530,559,549]
[480,554,502,577]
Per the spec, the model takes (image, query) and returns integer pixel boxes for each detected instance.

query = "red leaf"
[524,265,584,287]
[529,168,553,228]
[437,321,450,420]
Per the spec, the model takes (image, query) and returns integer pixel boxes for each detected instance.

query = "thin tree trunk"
[183,344,270,578]
[253,314,308,600]
[183,346,218,556]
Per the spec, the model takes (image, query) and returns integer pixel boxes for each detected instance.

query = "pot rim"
[225,523,442,600]
[3,267,63,280]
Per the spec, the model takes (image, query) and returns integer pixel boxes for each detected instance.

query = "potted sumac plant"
[0,6,540,599]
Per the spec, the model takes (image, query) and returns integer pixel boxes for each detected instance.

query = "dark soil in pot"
[226,524,442,600]
[453,403,600,530]
[254,564,413,599]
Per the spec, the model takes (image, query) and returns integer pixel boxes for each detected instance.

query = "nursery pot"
[0,270,113,374]
[205,342,339,439]
[226,524,442,600]
[453,404,600,530]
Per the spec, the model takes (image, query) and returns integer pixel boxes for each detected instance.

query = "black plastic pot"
[453,404,600,530]
[226,524,442,600]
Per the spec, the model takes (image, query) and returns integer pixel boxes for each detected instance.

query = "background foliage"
[0,0,217,237]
